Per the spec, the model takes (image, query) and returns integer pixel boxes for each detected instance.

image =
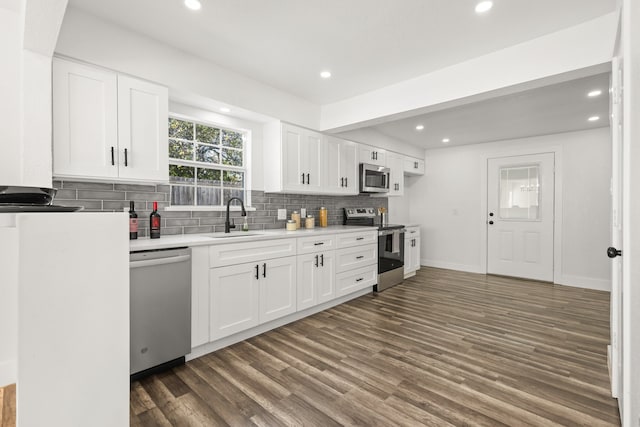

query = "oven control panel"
[344,208,376,219]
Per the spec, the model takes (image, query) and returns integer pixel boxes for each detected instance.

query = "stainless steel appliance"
[344,208,405,291]
[359,163,390,193]
[0,185,82,212]
[129,247,192,379]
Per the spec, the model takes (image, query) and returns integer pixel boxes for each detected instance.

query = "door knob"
[488,221,494,225]
[607,247,622,258]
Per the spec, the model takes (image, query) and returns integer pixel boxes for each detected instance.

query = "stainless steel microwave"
[359,163,390,193]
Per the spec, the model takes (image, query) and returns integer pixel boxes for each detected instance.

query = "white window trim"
[168,114,252,209]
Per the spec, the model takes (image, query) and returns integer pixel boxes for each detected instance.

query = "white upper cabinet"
[386,152,404,196]
[282,124,323,192]
[53,59,119,179]
[117,76,169,182]
[403,156,425,176]
[358,144,386,166]
[53,58,168,183]
[324,136,358,195]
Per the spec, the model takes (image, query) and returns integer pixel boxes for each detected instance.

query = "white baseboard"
[555,274,611,291]
[0,359,16,387]
[421,259,484,274]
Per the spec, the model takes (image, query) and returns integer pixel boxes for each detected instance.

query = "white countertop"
[129,225,378,251]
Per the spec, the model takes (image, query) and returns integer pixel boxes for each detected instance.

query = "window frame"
[166,114,252,210]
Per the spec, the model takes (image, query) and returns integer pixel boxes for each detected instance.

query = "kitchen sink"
[205,232,263,239]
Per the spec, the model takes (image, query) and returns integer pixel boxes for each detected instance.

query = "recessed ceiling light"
[184,0,201,11]
[587,89,602,97]
[442,138,450,143]
[415,125,424,131]
[588,116,600,122]
[475,1,493,14]
[320,71,332,79]
[220,107,231,113]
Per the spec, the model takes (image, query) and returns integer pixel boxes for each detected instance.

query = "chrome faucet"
[225,197,246,233]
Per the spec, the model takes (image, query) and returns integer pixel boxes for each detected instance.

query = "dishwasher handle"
[130,254,191,269]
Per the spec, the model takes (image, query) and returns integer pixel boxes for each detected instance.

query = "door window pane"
[499,165,540,220]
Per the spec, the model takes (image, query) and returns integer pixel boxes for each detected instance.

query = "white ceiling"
[367,72,611,149]
[68,0,615,105]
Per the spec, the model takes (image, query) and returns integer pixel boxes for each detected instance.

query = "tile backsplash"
[53,180,388,238]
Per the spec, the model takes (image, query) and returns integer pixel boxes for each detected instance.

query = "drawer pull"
[356,237,364,241]
[355,278,364,282]
[314,242,324,246]
[356,256,364,260]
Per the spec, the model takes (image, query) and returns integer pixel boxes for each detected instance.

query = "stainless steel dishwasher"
[129,247,191,379]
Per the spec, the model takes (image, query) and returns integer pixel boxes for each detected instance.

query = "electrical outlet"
[277,209,287,220]
[300,208,307,218]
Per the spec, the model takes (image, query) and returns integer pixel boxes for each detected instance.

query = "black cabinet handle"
[255,264,259,280]
[111,146,115,166]
[356,255,364,260]
[607,247,622,258]
[307,173,310,185]
[356,278,364,282]
[488,221,494,225]
[489,212,494,217]
[262,263,267,278]
[345,177,348,187]
[356,237,364,241]
[124,148,128,167]
[314,242,324,246]
[414,161,418,169]
[301,173,305,184]
[315,255,319,267]
[341,177,344,187]
[320,254,324,266]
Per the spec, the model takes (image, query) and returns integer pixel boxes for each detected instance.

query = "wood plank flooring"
[0,384,16,427]
[131,267,620,426]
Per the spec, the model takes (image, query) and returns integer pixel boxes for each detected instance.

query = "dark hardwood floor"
[131,267,620,426]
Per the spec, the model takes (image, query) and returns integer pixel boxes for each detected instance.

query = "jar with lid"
[305,215,315,229]
[319,207,328,227]
[286,220,297,231]
[291,211,301,229]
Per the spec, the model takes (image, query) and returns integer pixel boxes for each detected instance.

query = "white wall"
[0,5,24,186]
[55,7,320,130]
[410,127,612,290]
[336,127,425,159]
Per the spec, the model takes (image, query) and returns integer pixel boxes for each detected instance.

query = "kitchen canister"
[291,211,301,229]
[319,207,328,227]
[286,220,297,231]
[305,215,315,229]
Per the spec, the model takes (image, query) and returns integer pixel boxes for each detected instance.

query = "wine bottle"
[129,201,138,240]
[150,201,161,239]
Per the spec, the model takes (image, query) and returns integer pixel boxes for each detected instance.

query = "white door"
[487,153,555,281]
[608,56,623,399]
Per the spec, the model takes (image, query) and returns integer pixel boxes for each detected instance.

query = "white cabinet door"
[316,251,336,304]
[53,58,118,179]
[411,236,421,272]
[209,263,260,341]
[259,257,296,323]
[387,153,404,196]
[404,236,413,276]
[117,76,168,182]
[359,145,386,166]
[325,136,358,195]
[282,124,323,192]
[404,227,421,276]
[297,253,318,311]
[403,157,425,175]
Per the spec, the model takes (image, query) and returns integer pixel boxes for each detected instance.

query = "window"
[168,117,248,207]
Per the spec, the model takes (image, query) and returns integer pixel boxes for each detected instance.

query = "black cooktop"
[0,204,83,213]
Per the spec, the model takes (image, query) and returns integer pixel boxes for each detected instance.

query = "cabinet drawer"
[209,238,296,268]
[336,265,377,297]
[297,234,336,255]
[405,226,420,237]
[336,230,377,248]
[335,244,377,273]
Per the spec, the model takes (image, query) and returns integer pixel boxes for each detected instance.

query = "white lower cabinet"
[209,262,260,341]
[297,250,336,311]
[209,256,296,340]
[259,257,297,323]
[336,265,377,297]
[404,226,421,277]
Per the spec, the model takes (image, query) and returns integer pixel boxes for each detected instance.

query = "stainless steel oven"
[359,163,390,193]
